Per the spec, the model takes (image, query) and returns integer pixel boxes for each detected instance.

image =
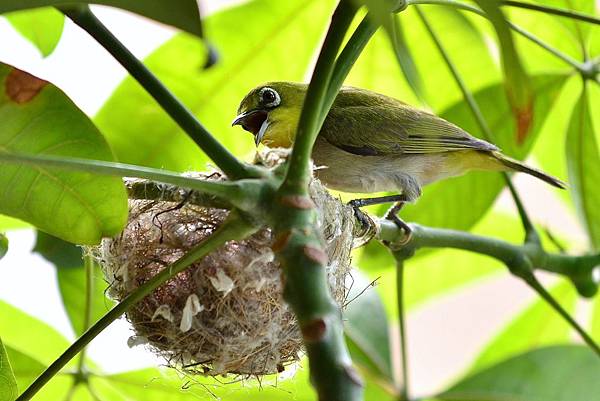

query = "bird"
[232,82,565,237]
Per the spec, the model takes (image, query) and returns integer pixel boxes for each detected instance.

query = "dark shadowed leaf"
[0,234,7,260]
[0,337,18,401]
[95,0,334,171]
[474,0,534,144]
[33,231,113,335]
[0,1,203,38]
[566,84,600,249]
[437,345,600,401]
[0,63,127,244]
[344,271,394,385]
[5,7,64,57]
[470,281,577,371]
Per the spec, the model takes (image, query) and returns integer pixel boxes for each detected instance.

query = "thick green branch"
[59,5,253,180]
[16,215,257,401]
[416,7,538,243]
[0,152,264,213]
[500,1,600,26]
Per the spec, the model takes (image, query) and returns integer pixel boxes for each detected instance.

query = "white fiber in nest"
[86,150,355,377]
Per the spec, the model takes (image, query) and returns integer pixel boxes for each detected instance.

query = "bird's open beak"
[232,109,269,146]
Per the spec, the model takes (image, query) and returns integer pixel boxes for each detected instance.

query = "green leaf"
[592,292,600,341]
[529,0,597,44]
[95,0,335,171]
[5,7,64,57]
[470,280,577,371]
[474,0,534,144]
[0,216,29,231]
[437,345,600,401]
[33,231,113,335]
[4,346,45,389]
[0,63,128,244]
[0,301,74,368]
[344,271,394,385]
[0,234,7,260]
[0,1,203,38]
[0,337,18,401]
[565,84,600,249]
[400,74,566,230]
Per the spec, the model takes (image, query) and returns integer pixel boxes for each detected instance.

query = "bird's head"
[232,82,306,147]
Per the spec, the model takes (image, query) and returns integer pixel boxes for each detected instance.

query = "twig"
[59,5,255,180]
[393,256,410,400]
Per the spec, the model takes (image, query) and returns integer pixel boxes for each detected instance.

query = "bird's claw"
[386,213,412,245]
[352,206,373,232]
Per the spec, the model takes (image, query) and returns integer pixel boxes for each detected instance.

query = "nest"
[87,151,355,376]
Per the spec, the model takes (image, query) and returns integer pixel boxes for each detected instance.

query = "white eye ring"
[259,87,280,108]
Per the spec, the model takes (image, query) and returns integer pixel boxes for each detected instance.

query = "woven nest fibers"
[87,170,355,377]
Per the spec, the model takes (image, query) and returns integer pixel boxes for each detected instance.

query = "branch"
[16,214,257,401]
[406,0,586,72]
[124,179,232,209]
[0,152,263,213]
[59,5,255,180]
[500,1,600,26]
[416,7,539,243]
[393,256,410,400]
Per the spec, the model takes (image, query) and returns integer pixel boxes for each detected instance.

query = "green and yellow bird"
[233,82,565,231]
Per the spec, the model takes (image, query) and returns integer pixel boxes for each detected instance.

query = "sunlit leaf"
[528,0,597,44]
[436,345,600,401]
[474,0,534,143]
[33,231,113,335]
[0,0,203,38]
[0,234,7,260]
[344,271,394,385]
[565,84,600,249]
[4,346,45,389]
[0,337,18,401]
[0,301,74,368]
[96,0,335,171]
[5,7,64,57]
[470,280,577,371]
[400,75,566,230]
[0,63,128,244]
[0,216,29,231]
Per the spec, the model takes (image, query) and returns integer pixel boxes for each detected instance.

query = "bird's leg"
[349,194,412,243]
[384,201,412,244]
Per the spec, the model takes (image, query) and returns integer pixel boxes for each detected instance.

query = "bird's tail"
[491,151,566,189]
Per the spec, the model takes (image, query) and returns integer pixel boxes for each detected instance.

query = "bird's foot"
[384,210,412,246]
[352,205,374,232]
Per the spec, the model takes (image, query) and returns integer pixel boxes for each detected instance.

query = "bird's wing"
[321,95,498,156]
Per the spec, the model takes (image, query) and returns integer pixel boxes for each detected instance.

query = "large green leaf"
[470,281,577,371]
[3,346,45,390]
[95,0,334,171]
[528,0,597,44]
[0,301,74,368]
[33,231,113,336]
[400,74,566,230]
[0,337,17,401]
[5,7,64,57]
[437,345,600,401]
[565,84,600,249]
[0,216,29,231]
[0,64,127,244]
[0,1,203,38]
[344,271,394,386]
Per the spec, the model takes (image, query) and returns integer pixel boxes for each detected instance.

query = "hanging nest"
[87,150,356,376]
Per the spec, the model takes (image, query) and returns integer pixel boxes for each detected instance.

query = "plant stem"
[15,215,257,401]
[416,7,538,242]
[500,1,600,26]
[394,257,410,401]
[406,0,585,72]
[0,152,262,212]
[283,0,356,192]
[59,5,252,180]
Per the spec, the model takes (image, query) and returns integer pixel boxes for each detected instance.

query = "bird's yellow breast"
[261,107,300,148]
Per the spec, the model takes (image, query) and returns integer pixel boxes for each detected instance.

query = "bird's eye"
[259,87,280,108]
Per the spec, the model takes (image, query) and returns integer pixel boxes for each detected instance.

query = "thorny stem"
[59,5,254,180]
[406,0,586,72]
[16,215,257,401]
[416,7,539,243]
[0,152,263,213]
[393,257,410,401]
[500,1,600,26]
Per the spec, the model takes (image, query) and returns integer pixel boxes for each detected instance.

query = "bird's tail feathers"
[491,151,566,189]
